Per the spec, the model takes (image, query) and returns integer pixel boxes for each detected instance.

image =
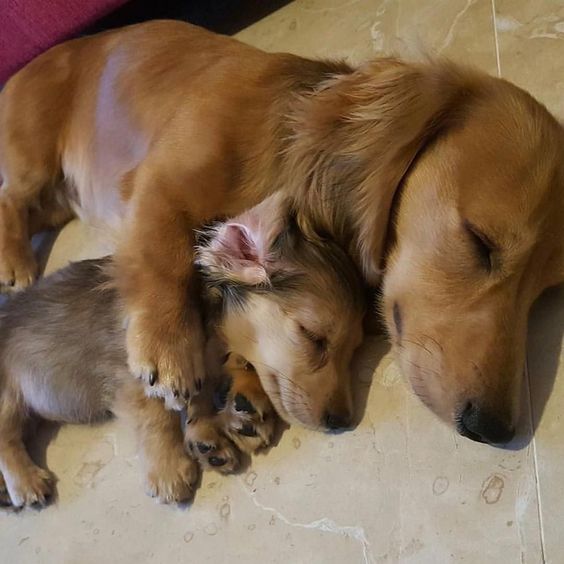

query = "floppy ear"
[286,58,479,284]
[197,193,290,285]
[203,222,268,285]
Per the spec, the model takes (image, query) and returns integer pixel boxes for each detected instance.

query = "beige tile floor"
[2,1,563,562]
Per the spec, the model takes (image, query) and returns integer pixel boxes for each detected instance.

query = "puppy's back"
[0,257,127,423]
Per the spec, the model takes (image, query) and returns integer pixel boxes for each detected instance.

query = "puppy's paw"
[185,419,241,474]
[145,453,199,504]
[126,312,205,403]
[4,465,55,508]
[219,356,276,453]
[0,246,37,293]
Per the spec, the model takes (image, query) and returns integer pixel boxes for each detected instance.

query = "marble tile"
[0,323,544,564]
[236,0,499,73]
[495,0,564,116]
[1,2,563,563]
[526,287,564,564]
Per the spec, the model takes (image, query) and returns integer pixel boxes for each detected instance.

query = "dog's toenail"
[208,456,226,467]
[197,442,212,454]
[238,423,257,437]
[196,378,203,392]
[213,379,231,411]
[234,394,256,414]
[149,371,157,386]
[173,390,179,398]
[7,279,15,287]
[183,390,190,401]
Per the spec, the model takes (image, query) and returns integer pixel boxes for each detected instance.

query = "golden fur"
[0,20,562,444]
[0,194,366,507]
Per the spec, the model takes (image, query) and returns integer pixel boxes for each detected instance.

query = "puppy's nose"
[458,402,515,445]
[324,412,352,433]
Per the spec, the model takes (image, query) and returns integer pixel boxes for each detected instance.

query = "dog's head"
[382,82,564,445]
[197,193,366,431]
[287,59,564,445]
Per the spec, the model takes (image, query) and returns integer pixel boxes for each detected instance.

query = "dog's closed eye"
[299,324,329,369]
[464,220,496,271]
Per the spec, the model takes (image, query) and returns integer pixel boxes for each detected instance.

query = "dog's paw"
[185,357,277,473]
[145,453,199,504]
[218,355,276,453]
[0,246,37,293]
[3,465,55,508]
[185,418,241,474]
[126,311,205,404]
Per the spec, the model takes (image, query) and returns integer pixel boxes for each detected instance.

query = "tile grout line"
[526,357,547,564]
[490,0,502,77]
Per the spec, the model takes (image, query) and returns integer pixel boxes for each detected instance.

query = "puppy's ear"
[198,193,290,285]
[199,222,268,285]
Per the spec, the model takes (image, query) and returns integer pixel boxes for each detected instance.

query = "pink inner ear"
[213,223,267,285]
[223,223,259,262]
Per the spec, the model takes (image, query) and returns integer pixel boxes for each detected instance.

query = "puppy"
[0,195,365,507]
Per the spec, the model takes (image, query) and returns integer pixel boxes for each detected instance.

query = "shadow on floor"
[505,285,564,451]
[526,286,564,430]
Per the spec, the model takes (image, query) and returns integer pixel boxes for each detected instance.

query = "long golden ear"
[286,58,479,284]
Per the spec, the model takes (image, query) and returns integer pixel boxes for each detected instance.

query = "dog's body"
[1,20,563,445]
[0,195,365,508]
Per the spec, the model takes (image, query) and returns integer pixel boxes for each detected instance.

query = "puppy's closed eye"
[299,324,329,369]
[464,220,496,271]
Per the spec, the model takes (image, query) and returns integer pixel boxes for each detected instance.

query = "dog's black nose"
[458,402,515,445]
[324,412,351,433]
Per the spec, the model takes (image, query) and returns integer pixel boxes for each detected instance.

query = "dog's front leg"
[115,157,235,401]
[118,381,199,504]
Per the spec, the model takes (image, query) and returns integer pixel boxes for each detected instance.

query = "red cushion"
[0,0,129,83]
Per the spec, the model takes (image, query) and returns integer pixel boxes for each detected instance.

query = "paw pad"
[238,423,257,437]
[234,393,256,414]
[196,442,212,454]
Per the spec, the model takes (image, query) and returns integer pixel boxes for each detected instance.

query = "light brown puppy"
[0,195,365,507]
[0,21,563,444]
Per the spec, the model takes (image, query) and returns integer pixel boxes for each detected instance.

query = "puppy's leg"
[117,380,199,504]
[0,391,54,507]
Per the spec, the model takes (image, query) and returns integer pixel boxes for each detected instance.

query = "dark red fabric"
[0,0,129,83]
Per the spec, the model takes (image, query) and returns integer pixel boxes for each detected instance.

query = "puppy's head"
[198,193,366,431]
[382,78,564,445]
